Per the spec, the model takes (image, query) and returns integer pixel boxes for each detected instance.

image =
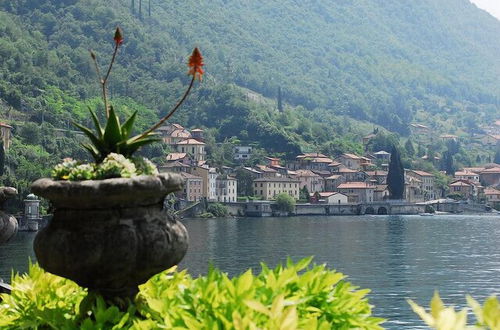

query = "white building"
[234,146,252,161]
[216,175,238,203]
[209,168,218,201]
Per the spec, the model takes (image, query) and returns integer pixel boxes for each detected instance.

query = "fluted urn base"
[31,173,188,299]
[0,212,17,245]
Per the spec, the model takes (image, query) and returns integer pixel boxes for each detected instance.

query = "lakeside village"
[6,120,500,223]
[147,123,500,217]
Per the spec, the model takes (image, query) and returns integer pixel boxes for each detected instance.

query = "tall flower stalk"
[76,27,203,163]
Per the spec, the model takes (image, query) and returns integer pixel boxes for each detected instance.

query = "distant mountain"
[0,0,499,209]
[1,0,499,137]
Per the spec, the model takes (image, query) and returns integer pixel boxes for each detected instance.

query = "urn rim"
[31,172,183,209]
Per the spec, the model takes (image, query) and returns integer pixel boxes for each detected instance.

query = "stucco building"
[253,177,300,200]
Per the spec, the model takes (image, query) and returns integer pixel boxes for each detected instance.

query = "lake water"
[1,215,500,329]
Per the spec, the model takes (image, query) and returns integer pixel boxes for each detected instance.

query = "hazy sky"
[470,0,500,20]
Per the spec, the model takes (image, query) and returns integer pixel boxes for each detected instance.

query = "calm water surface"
[1,215,500,329]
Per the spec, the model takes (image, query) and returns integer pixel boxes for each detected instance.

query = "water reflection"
[179,215,500,329]
[2,215,500,329]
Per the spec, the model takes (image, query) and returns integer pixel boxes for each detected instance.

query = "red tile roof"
[166,153,188,161]
[485,188,500,195]
[341,153,362,160]
[176,138,205,145]
[365,170,388,176]
[338,167,358,173]
[337,182,374,189]
[449,181,473,187]
[312,157,334,163]
[294,170,321,177]
[481,167,500,174]
[171,130,192,138]
[410,170,434,177]
[328,162,342,167]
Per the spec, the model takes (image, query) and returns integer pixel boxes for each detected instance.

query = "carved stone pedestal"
[31,174,188,299]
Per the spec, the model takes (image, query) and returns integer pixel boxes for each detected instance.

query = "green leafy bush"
[0,259,384,329]
[409,291,500,329]
[425,205,436,214]
[275,193,296,213]
[207,202,229,217]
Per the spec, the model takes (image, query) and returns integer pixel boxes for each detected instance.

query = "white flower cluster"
[51,153,159,181]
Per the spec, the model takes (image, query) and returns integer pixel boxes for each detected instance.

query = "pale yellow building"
[406,170,436,201]
[175,138,206,162]
[0,123,12,150]
[253,177,300,200]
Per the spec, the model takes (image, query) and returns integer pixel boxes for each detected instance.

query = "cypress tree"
[0,142,4,176]
[442,151,455,176]
[494,147,500,164]
[277,86,283,112]
[417,143,425,157]
[387,145,405,200]
[300,185,310,201]
[404,139,415,157]
[148,0,151,17]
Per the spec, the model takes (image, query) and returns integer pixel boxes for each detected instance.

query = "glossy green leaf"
[121,110,138,139]
[88,106,104,139]
[73,122,105,151]
[103,106,123,149]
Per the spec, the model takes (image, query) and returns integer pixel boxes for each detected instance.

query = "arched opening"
[365,207,375,215]
[377,207,388,215]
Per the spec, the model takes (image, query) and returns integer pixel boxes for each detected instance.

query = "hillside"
[0,0,500,207]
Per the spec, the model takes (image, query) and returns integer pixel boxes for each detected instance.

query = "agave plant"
[74,107,158,163]
[75,27,203,163]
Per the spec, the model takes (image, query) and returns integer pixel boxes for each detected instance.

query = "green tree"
[234,167,254,196]
[277,86,283,112]
[387,145,405,200]
[299,185,310,202]
[404,139,415,157]
[417,143,425,157]
[275,193,296,213]
[434,171,450,198]
[367,132,399,153]
[441,151,455,176]
[494,147,500,164]
[0,142,4,176]
[207,203,229,217]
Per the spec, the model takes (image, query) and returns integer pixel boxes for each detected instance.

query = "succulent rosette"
[52,28,203,180]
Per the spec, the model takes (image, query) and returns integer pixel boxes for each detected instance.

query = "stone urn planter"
[0,187,18,245]
[31,173,188,299]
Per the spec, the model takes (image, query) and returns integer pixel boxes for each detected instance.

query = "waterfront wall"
[225,202,246,216]
[296,204,359,216]
[190,200,491,218]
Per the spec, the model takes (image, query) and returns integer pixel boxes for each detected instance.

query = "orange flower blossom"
[188,47,204,80]
[114,27,123,45]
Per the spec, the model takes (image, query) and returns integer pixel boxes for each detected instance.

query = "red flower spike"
[114,27,123,45]
[188,47,204,81]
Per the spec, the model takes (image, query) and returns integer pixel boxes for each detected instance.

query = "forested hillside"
[0,0,499,205]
